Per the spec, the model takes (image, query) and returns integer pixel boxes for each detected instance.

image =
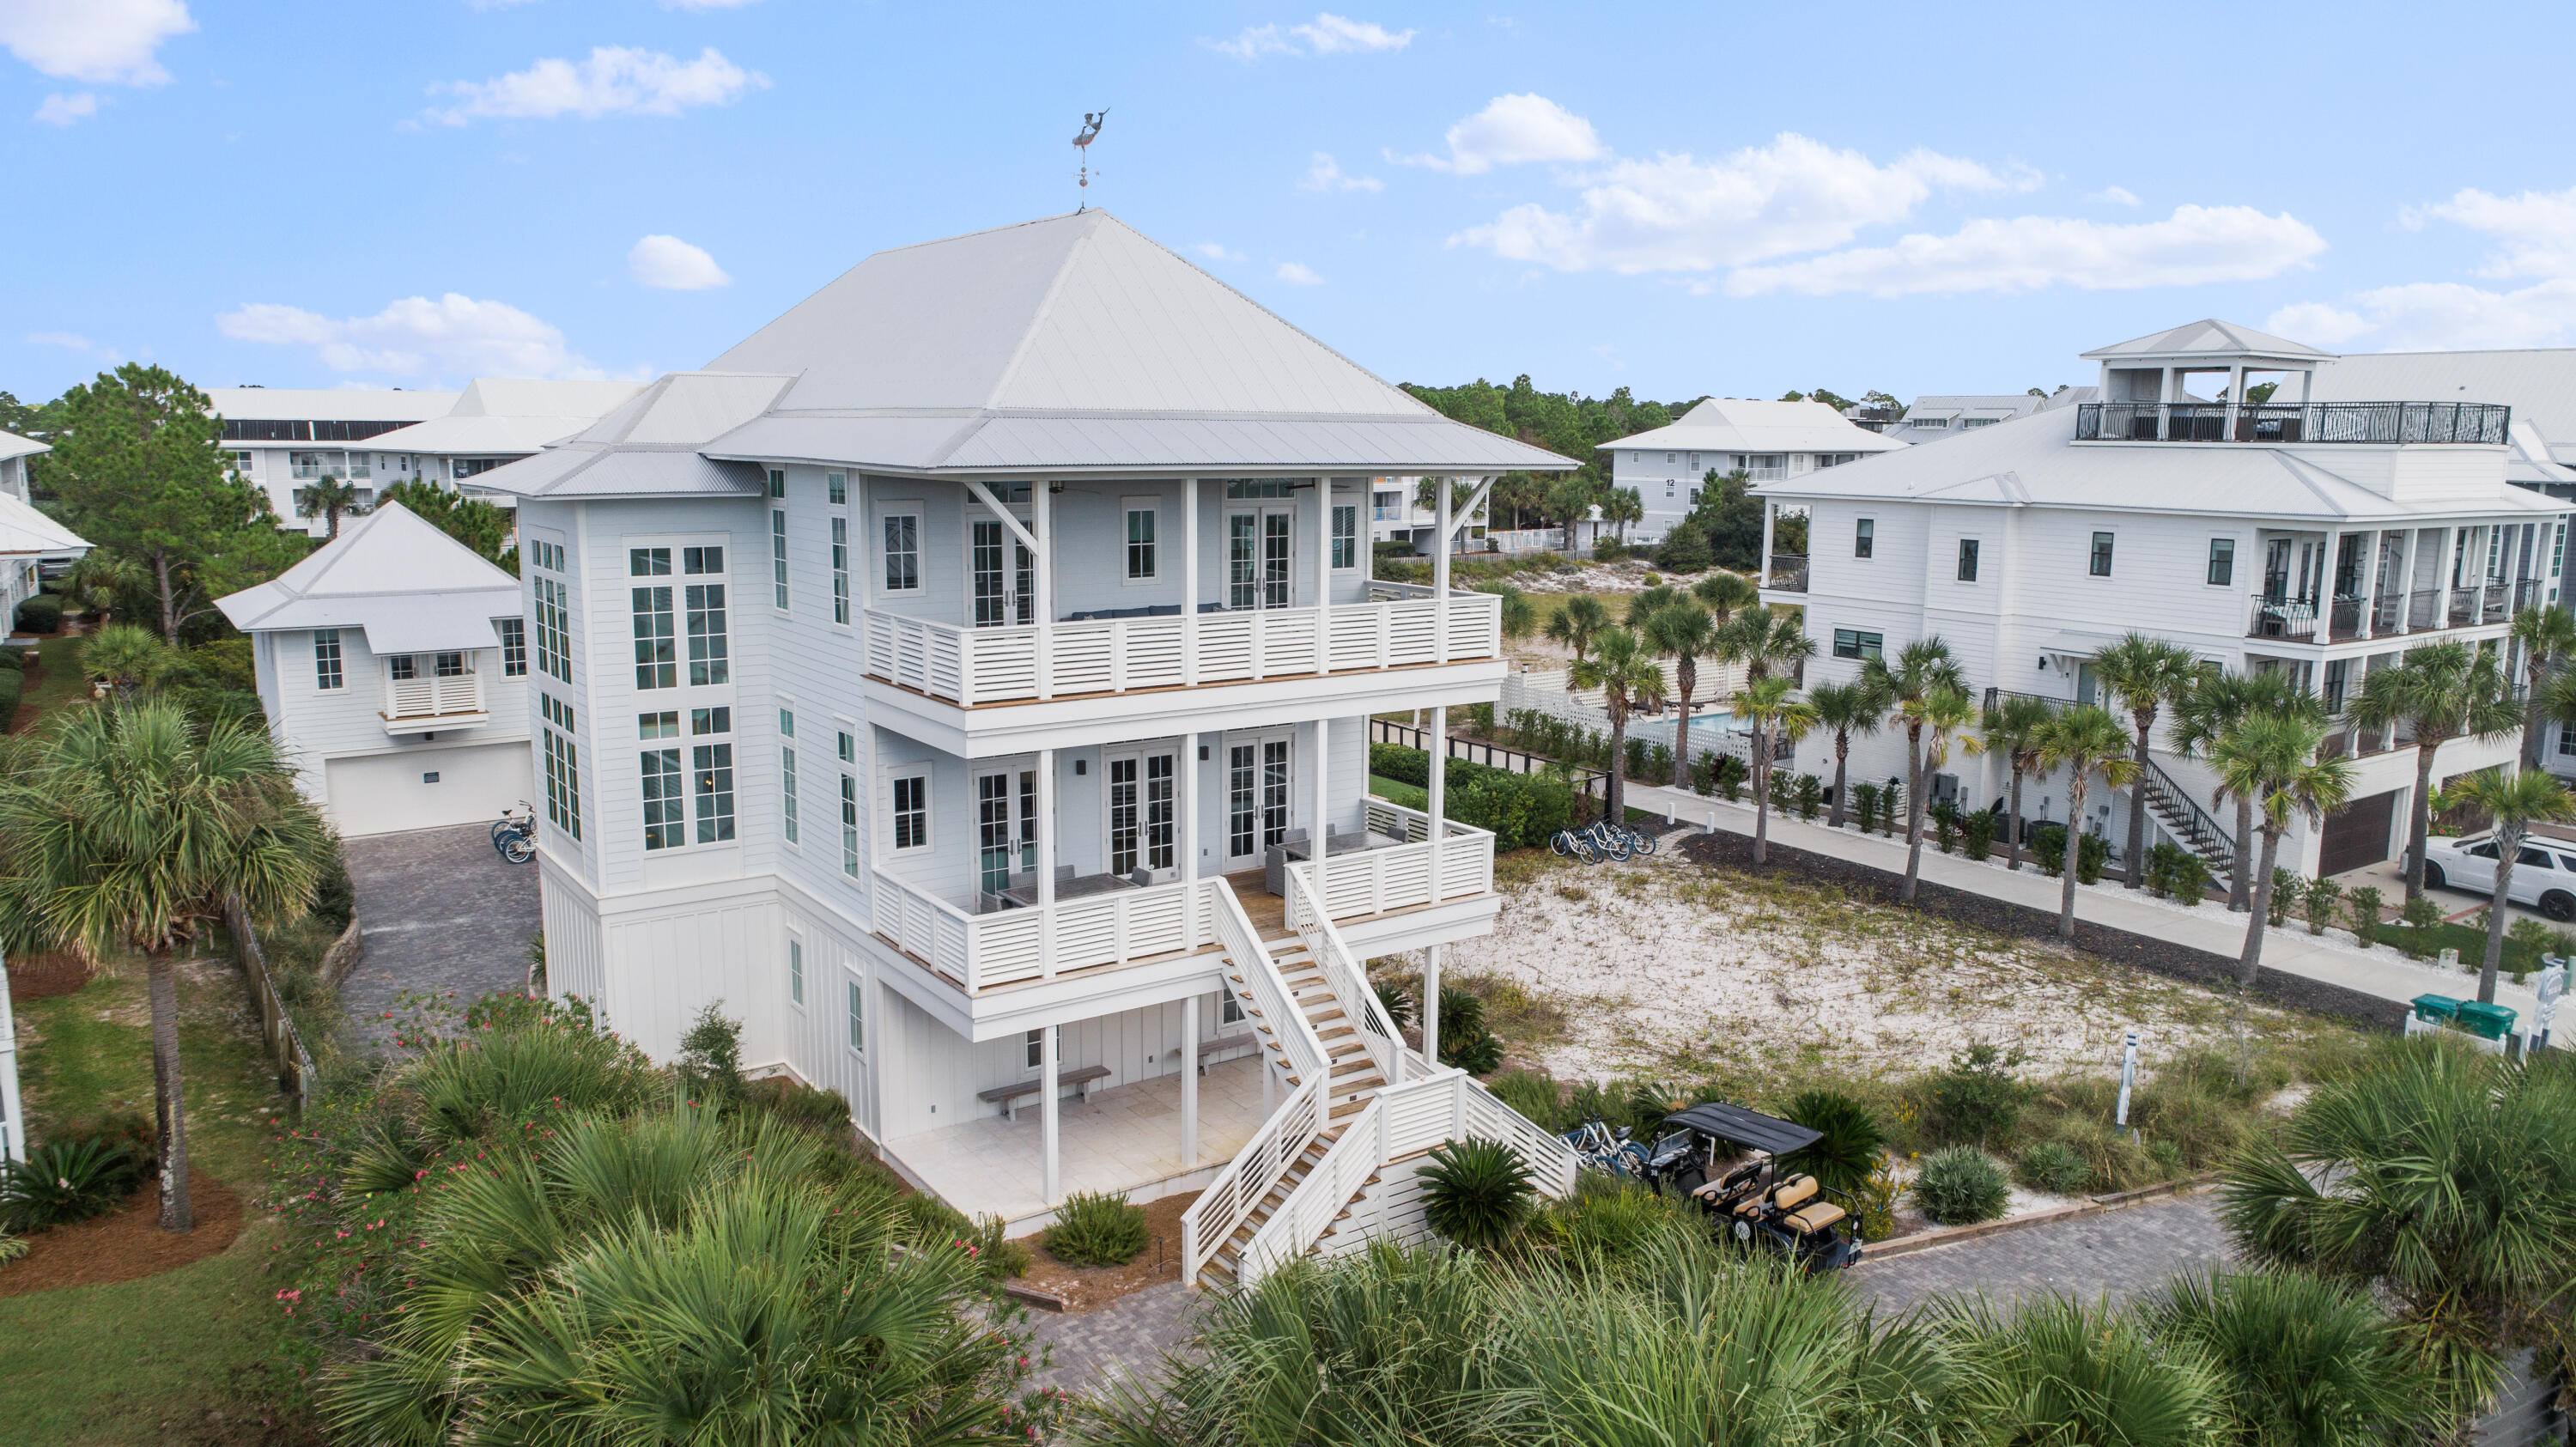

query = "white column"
[1182,477,1200,686]
[1311,716,1331,874]
[1181,994,1200,1166]
[1036,746,1056,975]
[1433,478,1452,665]
[1422,942,1443,1069]
[1759,501,1777,585]
[1315,479,1333,674]
[1041,1022,1060,1204]
[1427,701,1448,864]
[1034,481,1054,700]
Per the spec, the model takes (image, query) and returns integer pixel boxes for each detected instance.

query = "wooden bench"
[1198,1033,1256,1073]
[977,1064,1113,1120]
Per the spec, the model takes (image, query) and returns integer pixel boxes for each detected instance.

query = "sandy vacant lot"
[1384,852,2318,1087]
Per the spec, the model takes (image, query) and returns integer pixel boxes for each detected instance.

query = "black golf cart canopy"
[1664,1103,1821,1157]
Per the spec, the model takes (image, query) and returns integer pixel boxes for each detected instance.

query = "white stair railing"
[1285,867,1421,1087]
[1179,880,1334,1284]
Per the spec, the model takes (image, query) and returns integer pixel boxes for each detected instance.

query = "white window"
[846,975,865,1052]
[532,575,571,683]
[840,774,860,878]
[1024,1027,1048,1070]
[1125,498,1157,580]
[779,708,799,846]
[787,937,804,1007]
[770,509,790,611]
[542,693,581,841]
[891,771,929,851]
[830,516,850,624]
[498,617,527,678]
[693,741,735,843]
[313,629,343,690]
[641,747,684,849]
[827,470,847,506]
[882,511,920,592]
[768,467,786,499]
[1332,502,1358,568]
[684,556,728,686]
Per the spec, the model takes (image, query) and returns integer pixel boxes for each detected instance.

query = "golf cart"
[1660,1102,1863,1274]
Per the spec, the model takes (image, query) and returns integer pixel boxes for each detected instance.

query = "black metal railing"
[1981,686,2069,714]
[1766,553,1809,593]
[2139,755,2237,874]
[2074,400,2511,446]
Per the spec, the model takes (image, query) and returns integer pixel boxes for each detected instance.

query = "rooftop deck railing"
[2075,400,2511,445]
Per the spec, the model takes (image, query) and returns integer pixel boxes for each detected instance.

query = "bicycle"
[1560,1118,1648,1179]
[492,800,538,865]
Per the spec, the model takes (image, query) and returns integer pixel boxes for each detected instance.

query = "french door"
[1103,745,1178,879]
[971,517,1035,626]
[975,766,1038,899]
[1226,507,1294,611]
[1224,736,1291,866]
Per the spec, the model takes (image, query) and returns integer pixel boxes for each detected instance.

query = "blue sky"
[7,0,2576,409]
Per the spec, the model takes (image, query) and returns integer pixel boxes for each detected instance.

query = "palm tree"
[1690,570,1759,623]
[1721,607,1813,685]
[1899,686,1978,897]
[1473,581,1535,641]
[2207,711,2354,986]
[0,702,333,1230]
[1981,692,2056,872]
[1810,678,1888,830]
[1599,485,1643,544]
[1735,676,1816,865]
[2170,671,2316,911]
[1861,637,1968,903]
[2348,641,2522,902]
[1624,584,1680,628]
[2508,603,2576,769]
[2031,703,2140,939]
[2433,767,2576,1003]
[1569,626,1667,819]
[1643,601,1718,788]
[79,622,174,696]
[58,551,147,627]
[2090,632,2207,890]
[1545,595,1611,688]
[295,476,365,541]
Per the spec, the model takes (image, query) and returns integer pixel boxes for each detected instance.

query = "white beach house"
[1759,319,2567,880]
[218,502,532,835]
[472,210,1580,1284]
[1605,398,1902,544]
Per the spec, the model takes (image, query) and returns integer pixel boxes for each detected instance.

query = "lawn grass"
[0,950,312,1443]
[9,629,91,733]
[1370,773,1427,810]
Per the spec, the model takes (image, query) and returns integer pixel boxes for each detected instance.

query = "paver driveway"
[1852,1193,2231,1313]
[340,823,544,1048]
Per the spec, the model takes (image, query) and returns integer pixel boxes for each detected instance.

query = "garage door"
[325,743,533,836]
[2318,789,2398,877]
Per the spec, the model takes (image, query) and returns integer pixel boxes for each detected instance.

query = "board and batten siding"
[872,982,1235,1140]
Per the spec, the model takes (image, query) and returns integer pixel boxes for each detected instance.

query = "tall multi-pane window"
[313,629,343,690]
[840,775,860,878]
[1126,503,1157,580]
[892,775,928,850]
[787,939,804,1006]
[641,748,683,849]
[830,517,850,623]
[846,976,864,1052]
[497,617,526,677]
[693,742,736,842]
[532,576,572,683]
[771,509,790,611]
[540,694,581,841]
[778,708,799,846]
[883,514,919,591]
[631,548,677,690]
[1331,502,1358,568]
[685,576,729,685]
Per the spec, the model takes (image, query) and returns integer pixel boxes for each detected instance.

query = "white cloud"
[2404,183,2576,279]
[1194,241,1245,263]
[1453,131,2036,275]
[1274,261,1325,285]
[2268,280,2576,351]
[0,0,191,85]
[1299,151,1382,193]
[1724,205,2325,297]
[216,294,601,380]
[33,91,96,125]
[28,330,121,363]
[428,46,766,126]
[1215,12,1414,60]
[2087,185,2141,206]
[628,234,731,289]
[1398,93,1602,176]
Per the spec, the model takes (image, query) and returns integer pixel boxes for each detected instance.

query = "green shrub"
[1713,753,1747,803]
[1850,1161,1902,1243]
[1963,810,1995,860]
[1780,1089,1886,1196]
[2,1137,142,1231]
[1931,801,1959,854]
[2015,1140,2090,1196]
[2304,875,2342,935]
[896,1192,1030,1280]
[1536,1176,1686,1262]
[2345,885,2384,947]
[1485,1069,1567,1132]
[2075,832,2108,885]
[2140,1268,2438,1445]
[1420,1138,1534,1249]
[1852,782,1880,833]
[1373,978,1416,1029]
[410,1000,661,1142]
[1442,1023,1505,1076]
[1920,1043,2032,1148]
[0,1229,25,1265]
[2146,1138,2187,1178]
[2032,824,2065,877]
[2398,897,2445,958]
[1362,745,1579,849]
[14,594,61,633]
[1794,772,1821,821]
[2269,867,2303,926]
[749,1075,854,1134]
[674,1004,749,1106]
[337,1116,434,1197]
[1043,1189,1149,1267]
[1912,1146,2009,1225]
[0,648,20,672]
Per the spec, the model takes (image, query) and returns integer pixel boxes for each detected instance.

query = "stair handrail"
[1285,866,1421,1087]
[1237,1089,1388,1287]
[1180,880,1334,1285]
[2141,752,2238,872]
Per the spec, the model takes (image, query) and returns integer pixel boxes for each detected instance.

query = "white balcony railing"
[868,802,1496,994]
[860,587,1501,707]
[380,665,484,732]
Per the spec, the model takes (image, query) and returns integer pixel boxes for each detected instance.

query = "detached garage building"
[220,502,532,836]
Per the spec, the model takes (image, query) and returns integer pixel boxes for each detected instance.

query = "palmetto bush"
[1419,1138,1534,1250]
[1939,1292,2225,1445]
[2139,1268,2435,1446]
[406,1003,663,1145]
[1780,1089,1886,1197]
[2,1136,143,1231]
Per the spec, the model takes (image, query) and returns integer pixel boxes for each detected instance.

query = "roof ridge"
[980,216,1100,411]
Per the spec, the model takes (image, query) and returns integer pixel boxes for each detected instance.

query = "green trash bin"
[2411,994,2461,1025]
[2453,1001,2518,1040]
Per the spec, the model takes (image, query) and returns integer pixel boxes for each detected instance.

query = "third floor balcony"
[2075,400,2511,446]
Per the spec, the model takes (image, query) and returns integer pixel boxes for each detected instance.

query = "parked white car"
[2414,834,2576,921]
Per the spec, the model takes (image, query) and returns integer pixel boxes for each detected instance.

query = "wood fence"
[226,894,316,1113]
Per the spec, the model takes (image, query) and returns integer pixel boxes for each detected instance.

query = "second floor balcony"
[380,651,487,733]
[2076,400,2511,446]
[2246,578,2538,643]
[1765,552,1808,593]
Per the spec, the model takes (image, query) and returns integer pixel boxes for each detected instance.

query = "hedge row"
[1368,743,1574,852]
[14,595,61,634]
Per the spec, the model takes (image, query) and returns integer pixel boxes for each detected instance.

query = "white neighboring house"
[209,380,644,536]
[217,502,532,836]
[1757,318,2566,881]
[0,429,88,629]
[1874,389,2096,447]
[1603,398,1903,544]
[474,209,1580,1278]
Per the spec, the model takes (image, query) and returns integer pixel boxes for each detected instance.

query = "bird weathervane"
[1072,109,1108,210]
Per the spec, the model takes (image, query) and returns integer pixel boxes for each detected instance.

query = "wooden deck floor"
[1224,869,1289,940]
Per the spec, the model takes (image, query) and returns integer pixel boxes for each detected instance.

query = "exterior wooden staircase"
[1194,936,1389,1289]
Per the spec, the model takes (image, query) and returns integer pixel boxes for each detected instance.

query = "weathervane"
[1072,109,1108,210]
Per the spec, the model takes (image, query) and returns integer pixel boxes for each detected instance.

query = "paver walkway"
[1621,779,2544,1025]
[341,823,544,1048]
[1854,1193,2231,1313]
[1025,1281,1200,1398]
